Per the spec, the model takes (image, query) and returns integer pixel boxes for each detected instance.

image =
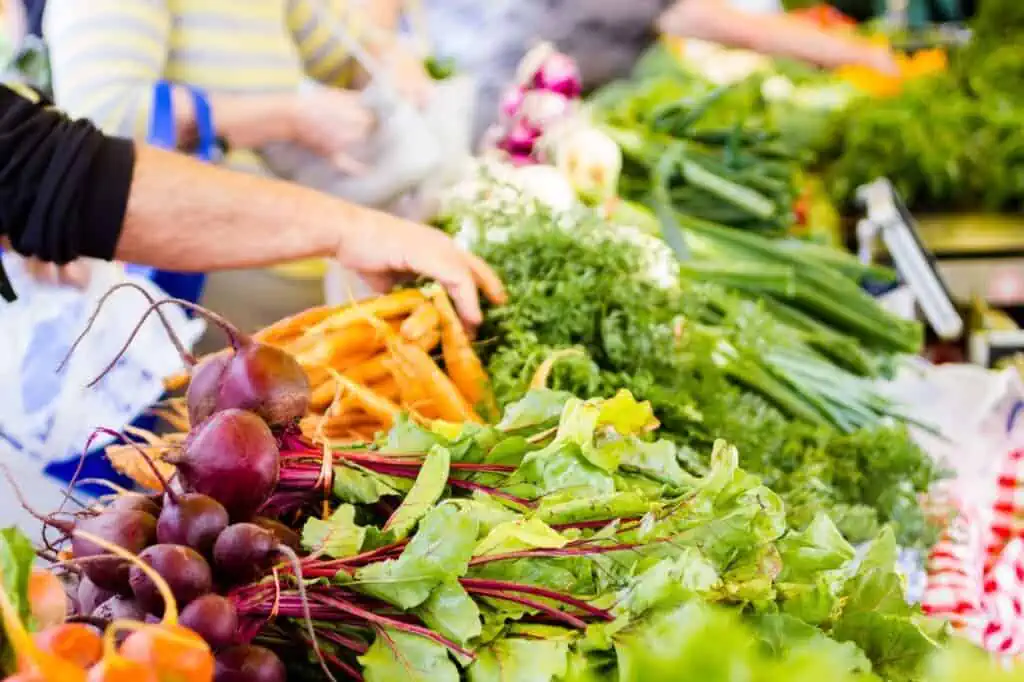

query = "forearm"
[115,145,379,271]
[171,88,297,150]
[659,0,880,69]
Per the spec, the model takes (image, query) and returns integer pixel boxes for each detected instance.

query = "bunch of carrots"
[165,286,496,443]
[1,548,213,681]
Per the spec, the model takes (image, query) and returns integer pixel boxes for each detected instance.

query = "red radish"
[168,409,280,521]
[129,545,213,616]
[179,595,238,651]
[33,623,103,669]
[499,86,526,119]
[533,52,582,98]
[499,119,541,156]
[520,90,572,130]
[28,569,69,629]
[214,645,286,682]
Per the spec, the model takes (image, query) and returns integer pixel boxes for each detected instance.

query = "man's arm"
[659,0,896,72]
[0,84,502,324]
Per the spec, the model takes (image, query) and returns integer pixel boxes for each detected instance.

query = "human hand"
[291,87,376,171]
[381,47,434,107]
[860,45,900,76]
[20,257,91,289]
[335,215,505,327]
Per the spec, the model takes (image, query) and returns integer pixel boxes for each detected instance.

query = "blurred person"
[427,0,897,139]
[0,83,503,326]
[41,0,434,334]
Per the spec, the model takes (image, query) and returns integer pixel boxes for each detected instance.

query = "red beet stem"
[310,592,474,659]
[460,578,612,621]
[59,282,196,374]
[468,587,588,629]
[95,427,179,504]
[322,650,365,682]
[468,543,640,566]
[87,297,249,388]
[0,463,74,536]
[317,629,370,655]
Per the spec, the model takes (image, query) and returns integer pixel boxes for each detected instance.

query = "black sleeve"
[0,84,136,265]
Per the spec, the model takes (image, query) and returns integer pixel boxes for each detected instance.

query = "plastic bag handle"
[1007,400,1024,435]
[147,80,216,161]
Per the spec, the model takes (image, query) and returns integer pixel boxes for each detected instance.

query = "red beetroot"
[129,544,213,616]
[214,645,286,682]
[169,409,280,521]
[180,594,239,651]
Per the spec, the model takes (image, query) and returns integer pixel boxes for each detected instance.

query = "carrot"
[254,304,337,344]
[28,569,67,630]
[428,287,496,417]
[307,289,427,336]
[326,370,401,426]
[399,302,441,342]
[391,342,481,424]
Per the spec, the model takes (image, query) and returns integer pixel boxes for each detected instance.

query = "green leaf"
[536,491,653,526]
[596,390,659,435]
[0,527,35,672]
[778,571,846,626]
[778,514,856,582]
[503,441,616,501]
[383,445,451,539]
[473,519,567,557]
[354,502,479,609]
[415,581,482,646]
[467,637,570,682]
[449,495,520,535]
[615,438,690,487]
[358,628,459,682]
[556,399,617,472]
[332,465,407,504]
[721,544,783,604]
[300,504,366,559]
[383,413,446,454]
[618,548,720,616]
[614,601,754,682]
[831,612,938,682]
[756,613,871,674]
[841,527,909,617]
[497,390,574,432]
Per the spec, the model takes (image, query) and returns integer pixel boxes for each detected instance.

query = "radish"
[499,86,526,119]
[533,52,582,98]
[169,409,281,521]
[179,595,239,651]
[214,645,286,682]
[77,291,310,428]
[129,545,213,616]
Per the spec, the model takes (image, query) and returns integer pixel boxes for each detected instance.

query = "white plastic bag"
[0,254,205,466]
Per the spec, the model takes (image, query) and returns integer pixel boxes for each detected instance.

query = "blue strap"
[147,80,216,161]
[1007,400,1024,435]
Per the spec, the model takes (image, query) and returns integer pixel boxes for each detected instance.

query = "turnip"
[214,645,286,682]
[129,545,213,616]
[169,409,280,521]
[179,595,238,651]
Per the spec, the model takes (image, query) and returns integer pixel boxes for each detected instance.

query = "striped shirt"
[43,0,360,172]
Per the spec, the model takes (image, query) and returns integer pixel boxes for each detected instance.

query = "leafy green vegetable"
[301,504,366,558]
[468,638,570,682]
[359,629,460,682]
[0,527,35,673]
[415,581,482,646]
[383,445,451,539]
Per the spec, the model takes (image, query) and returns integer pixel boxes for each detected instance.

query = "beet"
[157,492,229,556]
[92,595,147,622]
[188,342,309,429]
[212,524,277,584]
[180,594,239,651]
[129,544,212,616]
[214,645,286,682]
[71,511,158,594]
[77,577,115,615]
[253,517,301,551]
[106,493,162,517]
[170,410,280,520]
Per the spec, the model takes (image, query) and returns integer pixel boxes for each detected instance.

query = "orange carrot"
[28,569,67,630]
[326,370,401,426]
[399,302,441,342]
[307,289,426,336]
[391,342,481,423]
[254,305,337,344]
[429,287,496,416]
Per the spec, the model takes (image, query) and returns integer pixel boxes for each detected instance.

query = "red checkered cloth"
[923,448,1024,656]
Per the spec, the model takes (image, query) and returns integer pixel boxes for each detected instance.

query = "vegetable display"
[445,192,937,547]
[0,379,1014,682]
